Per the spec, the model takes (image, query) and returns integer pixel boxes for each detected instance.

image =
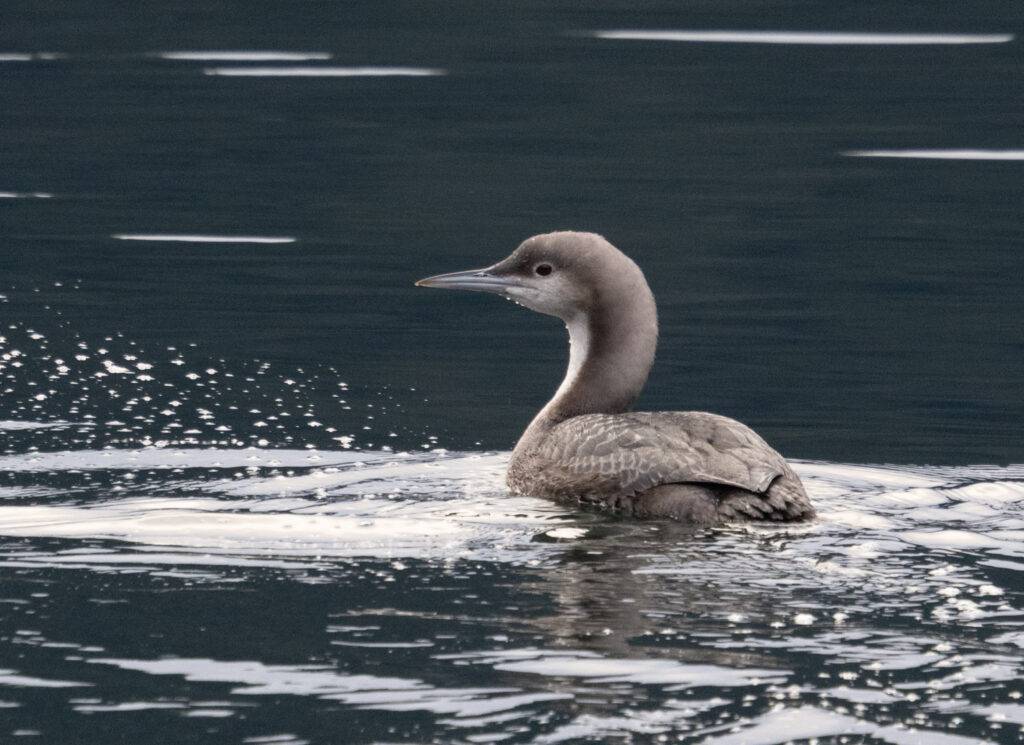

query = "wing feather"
[545,411,788,496]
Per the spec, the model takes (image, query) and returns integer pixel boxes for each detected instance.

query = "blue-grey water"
[2,2,1023,743]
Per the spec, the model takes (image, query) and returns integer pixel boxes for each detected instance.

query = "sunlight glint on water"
[202,66,447,77]
[592,30,1016,45]
[112,234,298,244]
[156,51,334,62]
[843,150,1024,160]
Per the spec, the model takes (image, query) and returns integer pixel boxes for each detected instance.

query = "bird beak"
[415,267,517,295]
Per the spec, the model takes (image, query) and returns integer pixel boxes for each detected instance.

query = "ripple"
[156,51,332,62]
[701,705,987,745]
[593,30,1015,45]
[87,657,570,717]
[439,648,788,687]
[844,149,1024,161]
[0,669,90,688]
[112,233,296,243]
[0,191,53,199]
[2,450,1023,741]
[203,66,446,77]
[0,53,63,62]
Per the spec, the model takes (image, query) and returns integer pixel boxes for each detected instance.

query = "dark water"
[2,2,1023,743]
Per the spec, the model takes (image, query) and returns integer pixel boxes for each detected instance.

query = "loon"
[416,231,814,524]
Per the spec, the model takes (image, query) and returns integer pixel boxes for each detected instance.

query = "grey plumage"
[417,231,815,524]
[508,412,811,522]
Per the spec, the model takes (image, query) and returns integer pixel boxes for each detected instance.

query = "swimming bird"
[416,231,814,524]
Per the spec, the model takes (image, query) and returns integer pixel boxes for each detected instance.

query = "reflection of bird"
[417,231,814,524]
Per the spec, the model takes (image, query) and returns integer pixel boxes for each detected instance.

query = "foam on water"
[2,441,1023,579]
[0,450,565,563]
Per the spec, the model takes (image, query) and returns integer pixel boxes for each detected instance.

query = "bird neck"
[521,289,659,442]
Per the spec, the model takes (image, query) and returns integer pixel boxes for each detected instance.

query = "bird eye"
[535,264,553,276]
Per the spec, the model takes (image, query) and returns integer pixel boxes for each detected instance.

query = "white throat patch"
[553,315,590,402]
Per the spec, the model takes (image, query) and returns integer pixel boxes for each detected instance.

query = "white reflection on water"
[0,670,89,688]
[82,650,789,726]
[202,66,446,77]
[156,51,333,62]
[593,30,1015,45]
[436,648,787,687]
[0,420,86,431]
[0,53,63,61]
[86,657,571,718]
[112,234,297,243]
[703,705,985,745]
[0,191,53,199]
[844,150,1024,161]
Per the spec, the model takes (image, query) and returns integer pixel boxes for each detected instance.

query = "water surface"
[2,1,1023,742]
